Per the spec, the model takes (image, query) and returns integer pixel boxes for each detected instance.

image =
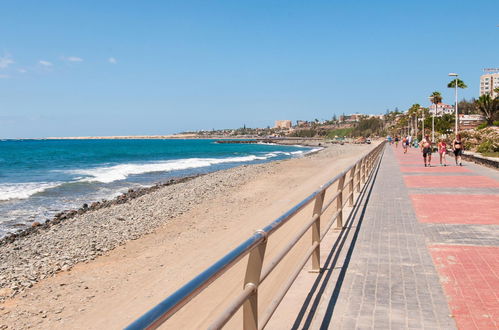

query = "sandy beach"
[0,142,375,329]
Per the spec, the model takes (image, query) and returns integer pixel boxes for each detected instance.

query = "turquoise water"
[0,139,316,236]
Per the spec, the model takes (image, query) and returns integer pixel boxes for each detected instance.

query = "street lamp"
[429,96,435,142]
[421,107,424,139]
[449,73,459,134]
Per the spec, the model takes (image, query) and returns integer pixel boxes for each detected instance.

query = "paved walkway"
[305,144,499,329]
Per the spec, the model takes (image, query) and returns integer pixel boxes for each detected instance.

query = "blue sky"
[1,0,498,138]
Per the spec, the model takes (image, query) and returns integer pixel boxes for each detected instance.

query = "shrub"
[477,140,499,153]
[476,122,488,130]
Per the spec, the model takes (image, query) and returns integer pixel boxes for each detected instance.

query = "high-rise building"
[479,71,499,98]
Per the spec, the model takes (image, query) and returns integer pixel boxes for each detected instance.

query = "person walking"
[395,136,399,148]
[402,136,408,154]
[453,133,464,166]
[438,138,447,166]
[421,134,432,167]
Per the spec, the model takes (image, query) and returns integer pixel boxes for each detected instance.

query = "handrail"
[126,141,385,330]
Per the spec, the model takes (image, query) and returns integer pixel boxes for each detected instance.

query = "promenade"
[294,144,499,329]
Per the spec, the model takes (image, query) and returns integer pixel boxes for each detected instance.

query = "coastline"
[0,143,375,329]
[0,143,324,297]
[0,175,203,246]
[0,140,320,240]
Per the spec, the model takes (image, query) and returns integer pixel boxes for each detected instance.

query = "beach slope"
[0,143,375,329]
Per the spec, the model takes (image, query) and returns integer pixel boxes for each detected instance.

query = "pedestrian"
[438,138,447,166]
[452,133,464,166]
[420,134,432,167]
[408,135,412,148]
[402,136,408,153]
[395,136,399,148]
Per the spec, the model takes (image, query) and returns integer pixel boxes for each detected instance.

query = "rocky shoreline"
[0,149,323,301]
[0,175,202,247]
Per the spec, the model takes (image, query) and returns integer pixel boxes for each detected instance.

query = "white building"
[429,103,454,116]
[459,114,486,129]
[480,72,499,99]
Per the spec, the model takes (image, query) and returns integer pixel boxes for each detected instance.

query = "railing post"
[311,190,325,272]
[348,165,356,206]
[243,231,267,330]
[362,157,367,183]
[335,174,346,229]
[356,159,362,192]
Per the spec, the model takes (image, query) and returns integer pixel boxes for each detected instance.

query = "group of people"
[390,134,464,167]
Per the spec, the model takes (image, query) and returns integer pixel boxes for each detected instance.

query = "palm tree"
[447,79,467,132]
[429,92,442,140]
[475,94,499,125]
[429,91,443,105]
[447,78,468,89]
[407,104,420,136]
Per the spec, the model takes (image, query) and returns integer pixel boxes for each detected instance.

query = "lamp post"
[449,73,459,134]
[421,107,424,139]
[429,96,435,142]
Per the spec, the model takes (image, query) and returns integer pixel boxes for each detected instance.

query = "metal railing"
[126,142,385,330]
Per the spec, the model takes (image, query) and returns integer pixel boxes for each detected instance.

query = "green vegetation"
[351,117,384,137]
[429,91,442,104]
[458,98,479,115]
[475,94,499,125]
[477,140,498,154]
[326,127,354,138]
[447,78,467,89]
[289,129,319,138]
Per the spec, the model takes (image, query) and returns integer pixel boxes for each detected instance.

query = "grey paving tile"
[308,146,456,329]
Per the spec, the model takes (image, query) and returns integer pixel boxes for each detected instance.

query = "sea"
[0,139,317,237]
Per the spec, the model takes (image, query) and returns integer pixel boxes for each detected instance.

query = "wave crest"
[0,182,62,201]
[70,155,269,183]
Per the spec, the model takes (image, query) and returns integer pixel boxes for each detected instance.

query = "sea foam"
[0,182,62,201]
[70,155,270,183]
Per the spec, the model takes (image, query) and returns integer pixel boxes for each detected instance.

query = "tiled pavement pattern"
[307,144,499,329]
[309,145,456,329]
[410,194,499,225]
[398,147,499,329]
[429,245,499,329]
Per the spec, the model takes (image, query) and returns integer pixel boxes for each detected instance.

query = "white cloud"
[0,74,9,79]
[18,68,27,73]
[65,56,83,62]
[39,60,53,66]
[0,55,14,69]
[108,57,117,64]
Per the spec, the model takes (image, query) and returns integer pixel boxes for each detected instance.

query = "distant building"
[339,114,363,122]
[429,103,454,116]
[480,72,499,99]
[274,120,292,129]
[459,114,486,130]
[296,120,308,127]
[368,114,385,120]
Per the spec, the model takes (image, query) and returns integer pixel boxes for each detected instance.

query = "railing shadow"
[291,146,384,329]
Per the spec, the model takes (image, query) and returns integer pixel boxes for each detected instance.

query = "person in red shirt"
[437,139,447,166]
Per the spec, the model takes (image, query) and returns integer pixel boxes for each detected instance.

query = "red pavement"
[400,166,471,173]
[429,245,499,329]
[391,144,499,329]
[410,194,499,225]
[404,175,499,188]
